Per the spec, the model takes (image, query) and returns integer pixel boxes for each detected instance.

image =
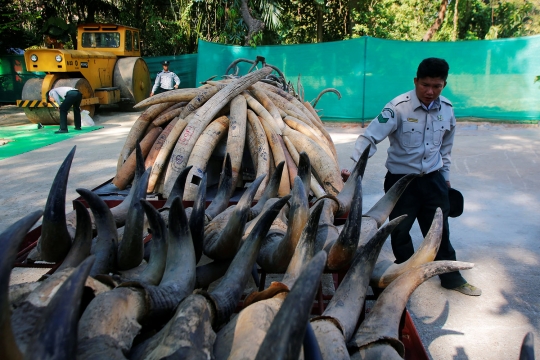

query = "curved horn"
[147,197,196,318]
[205,154,233,219]
[25,256,95,360]
[327,177,363,271]
[371,209,443,288]
[189,173,207,263]
[204,174,266,260]
[195,260,231,289]
[297,151,312,199]
[364,173,416,227]
[137,199,169,285]
[162,165,193,210]
[205,195,290,327]
[40,146,76,262]
[117,168,150,270]
[320,215,405,342]
[282,200,324,288]
[520,332,535,360]
[250,161,284,218]
[0,210,43,360]
[76,188,118,277]
[254,251,327,360]
[348,261,474,358]
[258,177,308,272]
[57,201,93,272]
[335,144,369,217]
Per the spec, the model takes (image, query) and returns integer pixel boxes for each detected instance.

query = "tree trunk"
[240,0,265,46]
[317,8,323,42]
[452,0,459,41]
[422,0,449,41]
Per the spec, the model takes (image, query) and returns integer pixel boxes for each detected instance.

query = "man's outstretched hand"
[341,169,350,182]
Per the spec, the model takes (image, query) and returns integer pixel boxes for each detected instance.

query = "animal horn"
[519,332,535,360]
[25,256,95,360]
[189,173,207,263]
[364,173,416,227]
[57,200,93,272]
[162,165,193,210]
[136,199,169,285]
[297,151,312,199]
[250,161,284,218]
[326,177,363,271]
[40,145,76,262]
[348,260,474,358]
[117,168,150,270]
[371,209,443,288]
[147,197,196,318]
[0,210,42,360]
[335,144,369,217]
[204,195,291,327]
[319,216,405,342]
[76,188,118,277]
[254,251,327,360]
[282,200,324,288]
[204,174,266,260]
[204,153,233,219]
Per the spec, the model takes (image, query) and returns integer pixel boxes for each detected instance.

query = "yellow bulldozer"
[17,23,151,124]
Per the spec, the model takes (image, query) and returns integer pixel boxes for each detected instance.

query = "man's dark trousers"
[383,170,467,289]
[154,87,172,95]
[59,90,82,131]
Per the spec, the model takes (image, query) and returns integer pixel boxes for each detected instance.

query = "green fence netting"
[196,36,540,122]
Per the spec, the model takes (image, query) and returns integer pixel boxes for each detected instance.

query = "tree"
[422,0,449,41]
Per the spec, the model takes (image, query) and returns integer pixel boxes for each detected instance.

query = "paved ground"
[1,105,539,359]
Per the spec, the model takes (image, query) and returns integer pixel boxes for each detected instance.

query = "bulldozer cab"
[77,24,141,57]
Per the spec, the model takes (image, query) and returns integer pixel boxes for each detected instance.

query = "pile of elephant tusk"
[113,64,343,203]
[3,62,534,359]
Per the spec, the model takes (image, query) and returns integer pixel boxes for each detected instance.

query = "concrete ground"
[1,105,539,359]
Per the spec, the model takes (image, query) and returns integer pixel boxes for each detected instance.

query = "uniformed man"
[47,87,82,134]
[342,58,481,296]
[150,60,180,96]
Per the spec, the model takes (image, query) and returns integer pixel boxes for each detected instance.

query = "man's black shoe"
[74,127,82,130]
[55,130,68,134]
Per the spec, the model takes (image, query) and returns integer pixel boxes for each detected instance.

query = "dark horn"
[162,165,193,209]
[137,199,169,285]
[282,200,324,288]
[24,256,95,360]
[297,152,311,199]
[327,177,363,271]
[250,161,284,217]
[205,195,291,327]
[117,169,150,270]
[520,332,535,360]
[321,215,405,341]
[189,173,207,263]
[57,201,93,272]
[40,146,76,262]
[0,210,42,360]
[335,144,369,217]
[205,174,267,260]
[205,153,233,219]
[76,188,118,277]
[364,173,416,227]
[254,251,327,360]
[348,260,474,357]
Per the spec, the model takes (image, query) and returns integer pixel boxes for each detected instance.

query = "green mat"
[0,124,103,160]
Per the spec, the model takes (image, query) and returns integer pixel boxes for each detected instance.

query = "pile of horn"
[113,63,343,202]
[6,142,529,360]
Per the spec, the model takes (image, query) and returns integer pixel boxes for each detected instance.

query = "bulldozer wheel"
[22,78,95,125]
[113,57,151,111]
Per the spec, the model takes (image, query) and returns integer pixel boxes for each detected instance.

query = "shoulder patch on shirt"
[377,114,389,123]
[376,107,394,123]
